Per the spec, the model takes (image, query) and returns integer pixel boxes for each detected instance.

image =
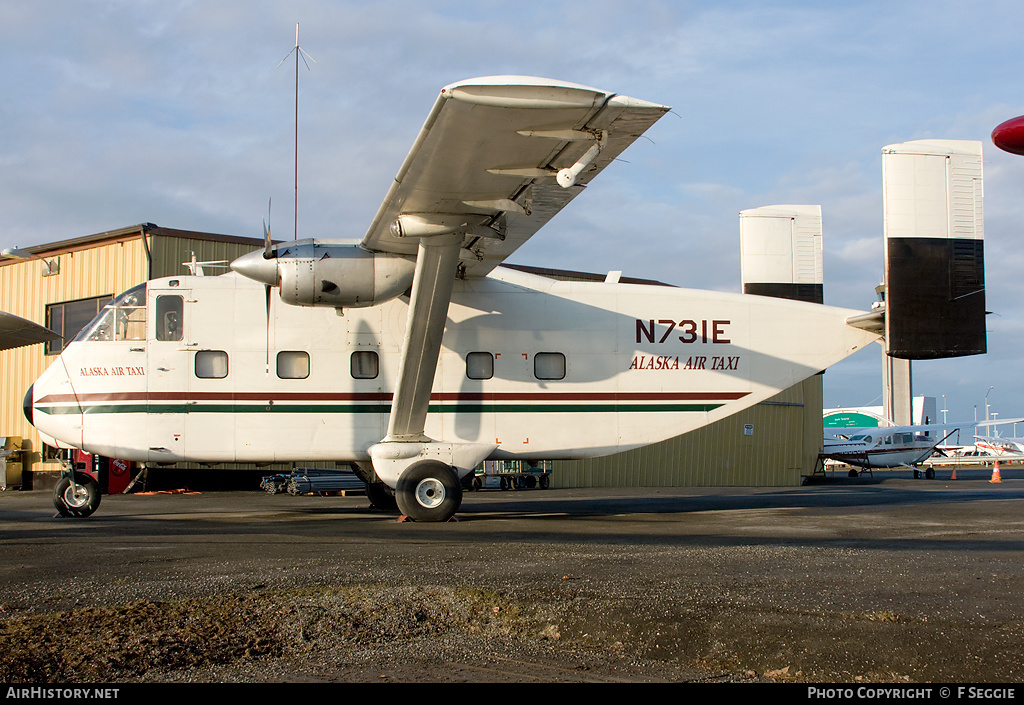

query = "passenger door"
[146,286,190,462]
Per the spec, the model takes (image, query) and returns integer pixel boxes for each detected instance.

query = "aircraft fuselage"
[28,266,878,469]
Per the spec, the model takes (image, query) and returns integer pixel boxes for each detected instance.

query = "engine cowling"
[232,240,415,308]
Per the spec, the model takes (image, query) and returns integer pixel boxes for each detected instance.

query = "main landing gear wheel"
[395,461,462,522]
[53,475,101,518]
[365,481,398,511]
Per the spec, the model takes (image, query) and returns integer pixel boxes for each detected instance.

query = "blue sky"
[2,0,1023,427]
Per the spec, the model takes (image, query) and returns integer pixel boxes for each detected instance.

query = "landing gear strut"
[395,460,462,522]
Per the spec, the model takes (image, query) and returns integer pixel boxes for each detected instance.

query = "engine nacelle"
[275,240,415,308]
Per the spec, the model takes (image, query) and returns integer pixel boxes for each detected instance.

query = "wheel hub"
[63,483,91,508]
[414,478,446,508]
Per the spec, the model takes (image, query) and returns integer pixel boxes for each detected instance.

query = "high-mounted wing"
[361,76,670,277]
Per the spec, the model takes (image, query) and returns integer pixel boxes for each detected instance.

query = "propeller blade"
[265,283,272,371]
[263,198,274,372]
[263,198,274,260]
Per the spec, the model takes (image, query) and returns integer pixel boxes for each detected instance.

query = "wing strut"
[385,232,461,441]
[368,232,497,492]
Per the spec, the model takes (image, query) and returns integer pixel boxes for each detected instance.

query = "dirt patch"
[3,581,990,684]
[0,586,609,683]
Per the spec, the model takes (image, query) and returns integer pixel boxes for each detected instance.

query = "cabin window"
[156,295,184,342]
[195,350,228,379]
[534,352,566,380]
[45,294,113,354]
[350,351,379,379]
[277,351,310,379]
[466,352,494,380]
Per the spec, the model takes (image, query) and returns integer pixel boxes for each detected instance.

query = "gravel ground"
[2,475,1023,683]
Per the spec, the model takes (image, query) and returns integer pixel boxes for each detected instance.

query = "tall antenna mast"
[277,23,316,240]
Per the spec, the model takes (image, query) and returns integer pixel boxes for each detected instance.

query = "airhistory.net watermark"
[5,688,119,700]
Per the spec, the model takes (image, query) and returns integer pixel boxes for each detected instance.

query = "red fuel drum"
[992,115,1024,156]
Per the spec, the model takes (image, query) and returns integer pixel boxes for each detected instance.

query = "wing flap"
[360,76,670,276]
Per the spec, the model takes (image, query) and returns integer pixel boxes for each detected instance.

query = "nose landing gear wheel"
[395,460,462,522]
[53,475,101,518]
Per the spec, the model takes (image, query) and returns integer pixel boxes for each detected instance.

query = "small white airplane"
[973,432,1024,458]
[822,424,959,478]
[822,418,1023,477]
[21,76,975,521]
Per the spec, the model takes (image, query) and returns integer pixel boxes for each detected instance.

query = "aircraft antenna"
[277,23,316,240]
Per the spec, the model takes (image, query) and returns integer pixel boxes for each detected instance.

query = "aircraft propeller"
[262,201,274,371]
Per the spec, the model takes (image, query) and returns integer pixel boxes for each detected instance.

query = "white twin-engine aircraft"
[29,76,886,521]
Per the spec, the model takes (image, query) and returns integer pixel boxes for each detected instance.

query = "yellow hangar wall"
[0,224,266,486]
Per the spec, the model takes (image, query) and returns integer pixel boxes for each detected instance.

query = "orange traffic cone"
[990,460,1002,484]
[951,468,957,480]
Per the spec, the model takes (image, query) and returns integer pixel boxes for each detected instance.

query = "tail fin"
[881,140,986,359]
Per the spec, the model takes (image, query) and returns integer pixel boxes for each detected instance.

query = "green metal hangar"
[0,221,824,493]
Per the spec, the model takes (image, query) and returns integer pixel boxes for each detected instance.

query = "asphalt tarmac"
[1,467,1023,684]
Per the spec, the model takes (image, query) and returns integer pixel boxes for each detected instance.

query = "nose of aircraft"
[27,357,83,450]
[230,250,280,287]
[22,384,33,426]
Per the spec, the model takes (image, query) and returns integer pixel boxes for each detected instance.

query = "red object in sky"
[992,115,1024,156]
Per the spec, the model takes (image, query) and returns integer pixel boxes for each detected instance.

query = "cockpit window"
[155,295,183,341]
[74,284,146,343]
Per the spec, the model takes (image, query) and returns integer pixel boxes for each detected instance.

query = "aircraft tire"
[395,461,462,522]
[365,481,398,511]
[53,475,101,518]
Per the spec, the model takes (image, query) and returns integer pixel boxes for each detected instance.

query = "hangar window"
[277,351,310,379]
[466,352,494,380]
[195,350,229,379]
[45,295,113,354]
[534,352,566,380]
[351,351,379,379]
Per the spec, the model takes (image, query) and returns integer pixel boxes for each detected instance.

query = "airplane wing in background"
[0,311,58,352]
[359,76,671,277]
